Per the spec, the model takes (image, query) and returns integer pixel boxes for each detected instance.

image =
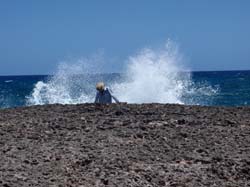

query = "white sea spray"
[27,41,218,105]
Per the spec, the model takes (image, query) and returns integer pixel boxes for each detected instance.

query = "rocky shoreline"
[0,103,250,186]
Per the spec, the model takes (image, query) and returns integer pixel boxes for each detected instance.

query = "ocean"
[0,70,250,109]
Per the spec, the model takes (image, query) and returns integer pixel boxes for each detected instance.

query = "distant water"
[0,71,250,108]
[1,41,250,108]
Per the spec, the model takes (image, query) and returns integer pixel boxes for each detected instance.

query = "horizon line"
[0,69,250,77]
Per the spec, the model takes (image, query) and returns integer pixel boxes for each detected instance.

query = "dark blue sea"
[0,71,250,108]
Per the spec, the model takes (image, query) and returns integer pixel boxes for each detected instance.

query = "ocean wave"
[27,41,218,105]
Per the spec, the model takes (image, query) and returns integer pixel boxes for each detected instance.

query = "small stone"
[14,174,27,181]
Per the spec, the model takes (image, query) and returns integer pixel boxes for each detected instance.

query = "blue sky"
[0,0,250,75]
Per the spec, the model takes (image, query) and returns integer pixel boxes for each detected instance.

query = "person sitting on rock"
[94,82,119,104]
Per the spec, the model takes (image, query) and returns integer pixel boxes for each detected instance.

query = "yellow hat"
[96,82,105,91]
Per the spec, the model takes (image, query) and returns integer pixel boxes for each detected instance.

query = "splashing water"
[27,41,218,105]
[111,42,189,104]
[27,62,94,105]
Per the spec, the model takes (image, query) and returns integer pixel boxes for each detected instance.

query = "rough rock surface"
[0,104,250,187]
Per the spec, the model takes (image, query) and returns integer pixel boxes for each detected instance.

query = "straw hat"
[96,82,105,91]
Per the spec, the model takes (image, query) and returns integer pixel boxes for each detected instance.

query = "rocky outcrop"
[0,104,250,186]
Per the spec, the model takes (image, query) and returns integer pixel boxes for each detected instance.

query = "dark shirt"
[95,88,115,104]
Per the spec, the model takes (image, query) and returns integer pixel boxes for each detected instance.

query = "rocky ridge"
[0,104,250,186]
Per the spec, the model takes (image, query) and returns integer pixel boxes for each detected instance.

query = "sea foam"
[111,41,188,104]
[27,41,217,105]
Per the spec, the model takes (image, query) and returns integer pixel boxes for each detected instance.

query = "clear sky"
[0,0,250,75]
